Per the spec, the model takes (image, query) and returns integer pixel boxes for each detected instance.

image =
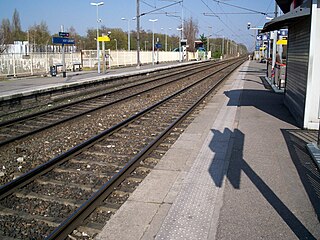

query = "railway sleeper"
[115,127,160,137]
[156,143,173,152]
[36,178,99,193]
[68,158,121,169]
[60,161,122,174]
[147,150,167,160]
[102,190,130,209]
[130,166,152,179]
[0,208,59,227]
[88,144,142,156]
[25,180,94,202]
[0,194,75,223]
[20,120,48,127]
[0,133,12,139]
[14,191,82,208]
[75,151,129,165]
[2,127,29,134]
[115,177,142,193]
[73,225,102,238]
[13,123,40,130]
[43,170,111,189]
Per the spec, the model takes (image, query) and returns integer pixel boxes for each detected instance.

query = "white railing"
[0,52,81,77]
[0,50,198,77]
[82,50,182,68]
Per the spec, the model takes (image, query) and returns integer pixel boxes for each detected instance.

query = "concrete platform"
[96,60,320,240]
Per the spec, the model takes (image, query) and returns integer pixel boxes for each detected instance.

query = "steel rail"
[0,61,226,147]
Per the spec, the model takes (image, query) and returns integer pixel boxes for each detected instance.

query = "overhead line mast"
[136,0,141,68]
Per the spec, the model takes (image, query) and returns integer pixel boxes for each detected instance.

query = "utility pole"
[226,39,229,56]
[136,0,141,68]
[181,0,184,38]
[221,37,224,59]
[61,25,66,78]
[272,2,278,68]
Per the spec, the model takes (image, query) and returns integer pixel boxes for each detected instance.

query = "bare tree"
[0,27,6,54]
[182,17,199,52]
[29,21,51,45]
[12,8,24,40]
[68,26,77,37]
[0,18,12,54]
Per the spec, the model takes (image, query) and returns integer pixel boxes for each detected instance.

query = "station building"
[263,0,320,130]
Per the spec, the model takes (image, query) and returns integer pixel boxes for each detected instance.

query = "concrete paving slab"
[140,203,172,240]
[96,201,160,240]
[170,134,203,150]
[154,147,197,171]
[163,171,188,204]
[129,169,179,203]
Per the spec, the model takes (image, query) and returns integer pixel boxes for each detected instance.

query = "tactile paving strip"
[155,64,247,240]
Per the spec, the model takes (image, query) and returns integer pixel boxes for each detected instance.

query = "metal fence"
[0,50,195,77]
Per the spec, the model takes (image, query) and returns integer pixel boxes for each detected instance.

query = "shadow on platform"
[282,129,320,221]
[208,128,317,239]
[224,89,297,126]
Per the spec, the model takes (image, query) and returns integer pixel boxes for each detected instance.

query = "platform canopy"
[275,0,292,14]
[262,5,310,32]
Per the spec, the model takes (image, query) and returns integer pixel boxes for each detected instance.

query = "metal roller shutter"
[284,16,311,127]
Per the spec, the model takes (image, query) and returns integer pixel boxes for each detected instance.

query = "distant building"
[3,41,77,55]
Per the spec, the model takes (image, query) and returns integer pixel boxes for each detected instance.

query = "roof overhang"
[262,5,310,32]
[276,0,292,14]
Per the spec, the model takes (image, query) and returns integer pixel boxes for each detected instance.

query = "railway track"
[0,60,235,186]
[0,60,213,122]
[0,57,246,239]
[0,61,238,188]
[0,61,223,147]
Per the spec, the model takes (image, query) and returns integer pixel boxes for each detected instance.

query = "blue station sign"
[59,32,70,37]
[52,37,75,45]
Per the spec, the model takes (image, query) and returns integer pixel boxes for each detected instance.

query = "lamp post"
[90,1,104,74]
[121,17,131,51]
[114,39,117,51]
[149,19,158,65]
[161,27,171,52]
[177,27,183,62]
[207,26,212,59]
[144,40,148,51]
[221,36,224,59]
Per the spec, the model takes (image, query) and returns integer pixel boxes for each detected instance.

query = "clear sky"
[0,0,276,50]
